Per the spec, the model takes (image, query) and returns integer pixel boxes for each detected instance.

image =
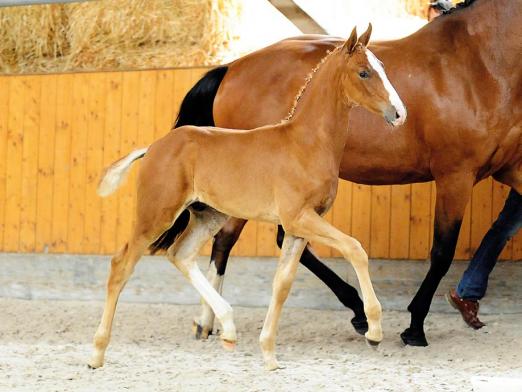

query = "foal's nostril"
[395,111,400,120]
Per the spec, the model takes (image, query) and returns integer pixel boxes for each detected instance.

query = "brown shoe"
[446,289,486,330]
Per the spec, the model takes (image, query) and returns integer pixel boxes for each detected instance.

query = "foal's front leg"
[259,234,307,370]
[288,210,383,345]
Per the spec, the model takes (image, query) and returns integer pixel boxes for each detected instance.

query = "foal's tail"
[97,147,148,197]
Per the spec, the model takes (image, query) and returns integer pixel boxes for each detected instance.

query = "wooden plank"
[470,178,493,256]
[67,73,89,253]
[389,184,411,259]
[83,72,107,254]
[311,209,333,258]
[409,182,432,260]
[138,71,157,153]
[0,76,11,250]
[351,184,372,254]
[173,69,195,118]
[4,77,25,251]
[332,180,352,257]
[513,227,522,261]
[51,74,74,252]
[455,199,472,260]
[116,72,141,247]
[19,76,41,252]
[100,72,123,255]
[256,222,278,257]
[492,181,512,260]
[35,75,57,253]
[235,220,258,257]
[370,185,391,258]
[154,70,176,139]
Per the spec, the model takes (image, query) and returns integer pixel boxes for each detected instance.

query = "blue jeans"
[457,189,522,301]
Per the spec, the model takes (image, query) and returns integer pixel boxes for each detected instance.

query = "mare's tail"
[149,65,229,254]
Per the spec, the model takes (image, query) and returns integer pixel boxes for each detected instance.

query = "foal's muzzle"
[384,105,407,127]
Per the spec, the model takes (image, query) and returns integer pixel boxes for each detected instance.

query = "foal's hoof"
[365,338,381,348]
[87,360,103,369]
[221,338,236,352]
[192,321,212,340]
[400,328,428,347]
[264,358,282,371]
[351,315,369,335]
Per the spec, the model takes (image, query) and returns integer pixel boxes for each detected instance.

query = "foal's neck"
[285,50,353,162]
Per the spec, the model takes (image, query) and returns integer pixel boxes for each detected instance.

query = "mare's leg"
[287,210,382,345]
[168,208,237,348]
[259,234,307,370]
[401,174,473,346]
[194,217,247,339]
[277,226,367,334]
[89,236,149,369]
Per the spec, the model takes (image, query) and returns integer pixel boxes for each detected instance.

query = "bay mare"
[149,0,522,347]
[91,27,407,370]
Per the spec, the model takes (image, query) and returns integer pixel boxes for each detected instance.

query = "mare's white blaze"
[366,50,407,126]
[97,147,148,197]
[198,261,224,330]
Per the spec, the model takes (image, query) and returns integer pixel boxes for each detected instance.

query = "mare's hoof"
[221,338,236,351]
[192,321,212,340]
[351,316,369,335]
[400,328,428,347]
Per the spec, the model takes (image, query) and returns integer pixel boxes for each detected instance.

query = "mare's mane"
[443,0,478,15]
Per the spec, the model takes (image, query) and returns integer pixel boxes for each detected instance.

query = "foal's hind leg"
[286,210,383,345]
[194,217,247,339]
[259,234,307,370]
[88,235,149,369]
[167,208,237,348]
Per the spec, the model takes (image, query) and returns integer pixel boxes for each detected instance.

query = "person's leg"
[457,189,522,300]
[448,189,521,329]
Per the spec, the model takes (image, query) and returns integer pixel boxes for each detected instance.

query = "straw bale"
[0,0,241,74]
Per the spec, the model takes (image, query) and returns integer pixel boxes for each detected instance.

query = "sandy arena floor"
[0,298,521,392]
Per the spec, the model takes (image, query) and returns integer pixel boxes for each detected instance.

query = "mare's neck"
[286,51,353,162]
[433,0,521,73]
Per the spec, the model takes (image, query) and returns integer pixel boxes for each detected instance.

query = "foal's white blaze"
[366,50,407,126]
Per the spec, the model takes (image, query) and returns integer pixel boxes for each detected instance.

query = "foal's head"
[338,24,407,127]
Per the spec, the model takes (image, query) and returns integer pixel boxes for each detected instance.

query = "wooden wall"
[0,68,520,260]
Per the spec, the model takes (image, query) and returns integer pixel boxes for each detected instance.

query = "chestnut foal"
[90,26,406,370]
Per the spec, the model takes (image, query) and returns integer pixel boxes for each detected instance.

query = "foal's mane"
[442,0,478,15]
[283,44,343,122]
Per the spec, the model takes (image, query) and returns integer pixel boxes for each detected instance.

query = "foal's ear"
[358,23,372,47]
[344,26,358,54]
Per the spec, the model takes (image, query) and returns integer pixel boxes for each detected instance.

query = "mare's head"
[338,24,407,127]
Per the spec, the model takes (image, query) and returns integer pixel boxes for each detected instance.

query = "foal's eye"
[359,70,370,79]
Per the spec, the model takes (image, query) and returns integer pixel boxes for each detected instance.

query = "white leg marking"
[188,264,235,340]
[197,261,223,334]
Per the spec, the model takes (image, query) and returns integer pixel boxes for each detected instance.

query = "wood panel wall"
[0,68,520,260]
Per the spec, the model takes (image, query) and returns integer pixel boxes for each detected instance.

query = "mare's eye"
[359,70,370,79]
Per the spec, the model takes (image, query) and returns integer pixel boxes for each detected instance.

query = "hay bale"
[0,0,241,74]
